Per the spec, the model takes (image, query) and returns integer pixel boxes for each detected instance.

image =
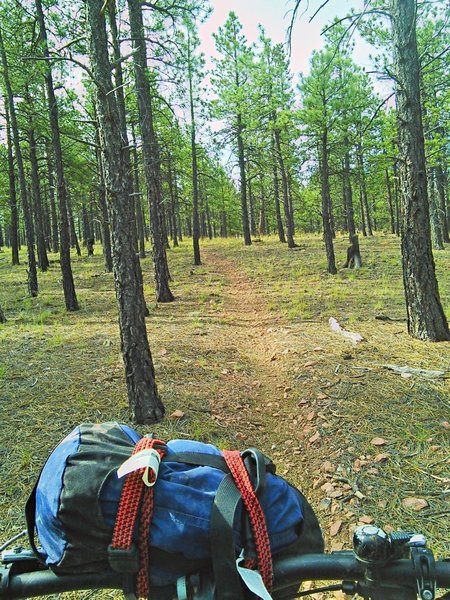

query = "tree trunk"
[186,31,201,264]
[0,303,6,324]
[190,119,201,257]
[428,168,444,250]
[274,128,296,247]
[391,0,449,341]
[5,108,20,265]
[258,174,268,236]
[26,96,49,271]
[107,0,140,258]
[35,0,78,310]
[131,125,147,258]
[393,160,400,236]
[67,198,81,257]
[86,0,165,423]
[45,141,59,253]
[357,144,373,236]
[320,133,337,274]
[359,186,367,237]
[342,144,356,238]
[134,178,146,258]
[0,27,38,295]
[127,0,174,301]
[272,145,286,243]
[205,192,213,240]
[247,170,257,237]
[236,113,252,246]
[219,210,227,237]
[174,173,182,242]
[435,164,449,243]
[167,161,179,249]
[93,105,113,272]
[385,167,396,234]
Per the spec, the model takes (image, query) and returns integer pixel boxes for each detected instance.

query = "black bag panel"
[56,423,140,572]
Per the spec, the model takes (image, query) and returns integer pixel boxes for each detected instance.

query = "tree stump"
[343,234,362,268]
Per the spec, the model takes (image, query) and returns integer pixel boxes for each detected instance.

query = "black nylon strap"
[25,481,47,565]
[162,452,230,472]
[150,547,210,574]
[163,450,276,475]
[210,474,245,600]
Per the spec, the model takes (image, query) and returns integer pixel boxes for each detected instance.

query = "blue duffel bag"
[26,422,323,596]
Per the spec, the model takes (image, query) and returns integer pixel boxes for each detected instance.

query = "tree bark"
[185,30,201,264]
[391,0,449,340]
[107,0,139,257]
[35,0,78,310]
[385,167,396,234]
[5,107,20,266]
[45,140,59,253]
[435,164,449,243]
[247,169,257,238]
[356,144,373,236]
[271,143,286,243]
[342,144,356,238]
[0,27,38,295]
[167,161,179,249]
[86,0,165,423]
[0,303,6,324]
[93,105,113,272]
[127,0,174,301]
[26,94,49,271]
[428,168,444,250]
[67,197,81,256]
[236,113,252,245]
[131,125,147,258]
[393,160,400,236]
[274,128,296,247]
[258,173,268,236]
[320,132,337,274]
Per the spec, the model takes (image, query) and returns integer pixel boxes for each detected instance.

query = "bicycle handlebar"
[2,551,450,599]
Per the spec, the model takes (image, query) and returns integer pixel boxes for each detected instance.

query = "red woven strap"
[222,450,273,591]
[110,437,165,599]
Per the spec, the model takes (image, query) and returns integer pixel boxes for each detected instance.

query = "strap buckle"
[241,448,267,496]
[117,448,161,487]
[107,544,139,573]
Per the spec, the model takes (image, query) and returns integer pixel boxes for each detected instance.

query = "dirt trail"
[199,245,328,490]
[200,245,295,419]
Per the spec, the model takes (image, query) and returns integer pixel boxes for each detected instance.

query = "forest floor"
[0,234,449,599]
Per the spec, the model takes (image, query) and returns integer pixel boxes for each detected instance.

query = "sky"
[198,0,373,78]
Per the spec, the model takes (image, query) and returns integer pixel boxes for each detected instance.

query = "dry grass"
[0,234,449,599]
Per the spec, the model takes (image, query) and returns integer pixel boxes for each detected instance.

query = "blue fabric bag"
[26,422,323,587]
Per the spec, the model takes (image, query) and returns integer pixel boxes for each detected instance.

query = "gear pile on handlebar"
[0,422,449,599]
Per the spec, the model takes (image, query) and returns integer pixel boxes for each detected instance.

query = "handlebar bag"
[26,422,323,590]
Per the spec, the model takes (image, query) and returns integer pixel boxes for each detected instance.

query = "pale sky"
[199,0,373,78]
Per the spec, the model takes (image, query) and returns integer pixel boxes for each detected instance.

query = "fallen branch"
[375,314,405,322]
[383,364,447,379]
[329,317,364,344]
